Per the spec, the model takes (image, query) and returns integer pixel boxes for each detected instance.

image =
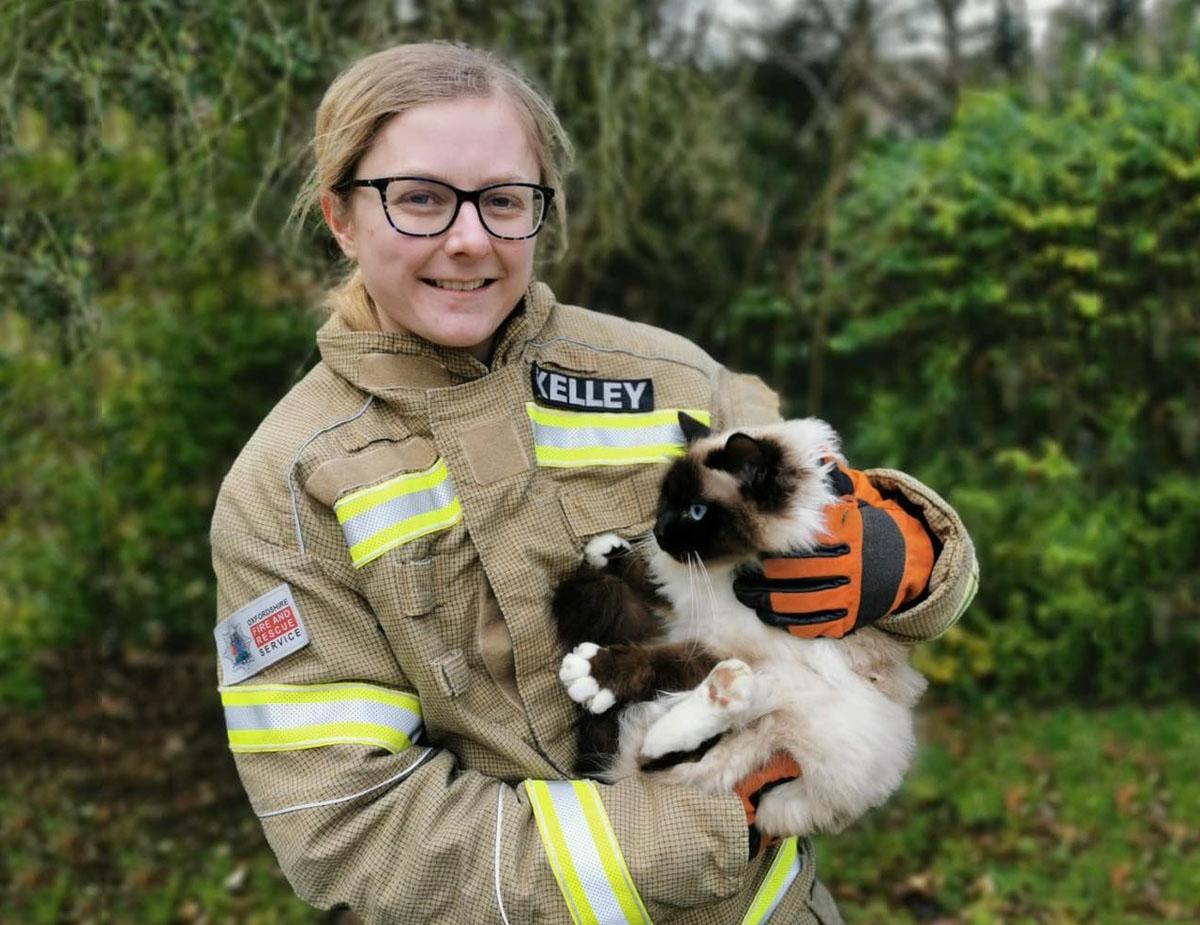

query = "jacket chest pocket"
[305,436,462,623]
[524,402,711,543]
[558,465,663,541]
[332,458,461,570]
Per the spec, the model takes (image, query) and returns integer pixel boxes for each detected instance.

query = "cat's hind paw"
[639,659,754,760]
[583,533,631,569]
[559,643,616,714]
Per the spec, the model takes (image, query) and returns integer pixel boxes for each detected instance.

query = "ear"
[707,432,767,483]
[321,191,358,260]
[678,412,712,443]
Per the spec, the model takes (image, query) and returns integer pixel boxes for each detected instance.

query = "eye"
[685,503,708,522]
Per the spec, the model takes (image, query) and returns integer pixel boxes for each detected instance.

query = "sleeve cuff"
[865,468,979,642]
[601,776,750,910]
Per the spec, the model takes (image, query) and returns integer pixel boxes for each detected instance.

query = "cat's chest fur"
[649,550,859,685]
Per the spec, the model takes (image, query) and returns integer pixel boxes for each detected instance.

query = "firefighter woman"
[211,41,978,925]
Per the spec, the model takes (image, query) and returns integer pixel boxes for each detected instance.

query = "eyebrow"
[372,171,537,186]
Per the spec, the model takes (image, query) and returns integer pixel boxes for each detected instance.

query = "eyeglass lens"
[384,179,546,237]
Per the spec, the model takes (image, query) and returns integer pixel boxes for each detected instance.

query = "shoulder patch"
[531,361,653,413]
[215,584,309,685]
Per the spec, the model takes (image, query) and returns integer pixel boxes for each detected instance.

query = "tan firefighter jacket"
[211,281,979,925]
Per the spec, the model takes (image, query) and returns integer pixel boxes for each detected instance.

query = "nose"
[443,201,492,256]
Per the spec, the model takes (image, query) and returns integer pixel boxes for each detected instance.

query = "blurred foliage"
[1,0,334,702]
[1,0,1198,705]
[716,52,1200,702]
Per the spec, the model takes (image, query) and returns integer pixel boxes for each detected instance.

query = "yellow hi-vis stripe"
[524,780,652,925]
[335,458,452,520]
[526,404,711,469]
[740,837,803,925]
[333,458,462,568]
[219,682,423,754]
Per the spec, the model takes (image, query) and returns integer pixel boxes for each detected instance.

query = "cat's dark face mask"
[653,458,752,563]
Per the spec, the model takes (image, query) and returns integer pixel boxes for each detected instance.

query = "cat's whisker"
[695,555,718,637]
[687,551,711,660]
[681,553,698,657]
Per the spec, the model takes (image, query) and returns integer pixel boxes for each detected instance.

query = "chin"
[420,320,502,350]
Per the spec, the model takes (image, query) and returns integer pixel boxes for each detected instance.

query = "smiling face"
[323,94,541,361]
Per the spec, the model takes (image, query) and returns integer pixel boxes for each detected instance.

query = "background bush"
[1,0,1196,706]
[716,54,1200,702]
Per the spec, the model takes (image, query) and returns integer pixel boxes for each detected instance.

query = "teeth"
[432,279,487,291]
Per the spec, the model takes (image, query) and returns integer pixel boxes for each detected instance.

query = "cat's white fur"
[563,417,927,836]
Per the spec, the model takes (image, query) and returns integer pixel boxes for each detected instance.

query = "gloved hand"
[733,460,935,638]
[733,751,801,858]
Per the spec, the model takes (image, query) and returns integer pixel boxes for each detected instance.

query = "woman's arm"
[212,522,752,924]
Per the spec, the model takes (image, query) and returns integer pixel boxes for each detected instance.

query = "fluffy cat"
[553,414,927,836]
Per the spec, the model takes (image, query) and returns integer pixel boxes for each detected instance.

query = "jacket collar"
[317,280,555,393]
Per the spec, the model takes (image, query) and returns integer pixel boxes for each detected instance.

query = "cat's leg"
[559,642,718,714]
[585,533,669,605]
[638,659,755,760]
[554,536,665,651]
[560,643,617,714]
[582,532,631,569]
[753,773,865,836]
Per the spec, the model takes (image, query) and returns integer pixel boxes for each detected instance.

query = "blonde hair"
[293,42,574,330]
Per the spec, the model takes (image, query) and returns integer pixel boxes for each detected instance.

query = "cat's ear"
[708,432,767,482]
[678,412,712,443]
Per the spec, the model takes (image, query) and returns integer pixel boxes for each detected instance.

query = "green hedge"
[718,54,1200,702]
[0,0,776,703]
[3,1,1196,706]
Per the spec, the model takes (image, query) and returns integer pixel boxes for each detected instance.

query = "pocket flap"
[305,438,439,507]
[560,471,659,539]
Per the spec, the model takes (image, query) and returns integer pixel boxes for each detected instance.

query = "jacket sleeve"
[710,366,978,644]
[860,468,979,643]
[212,518,751,925]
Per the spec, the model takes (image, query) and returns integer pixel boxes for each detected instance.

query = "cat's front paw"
[583,533,631,569]
[559,642,616,714]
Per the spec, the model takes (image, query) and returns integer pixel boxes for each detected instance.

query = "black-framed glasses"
[338,176,555,240]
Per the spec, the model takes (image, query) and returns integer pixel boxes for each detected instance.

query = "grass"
[1,646,1196,923]
[814,704,1200,924]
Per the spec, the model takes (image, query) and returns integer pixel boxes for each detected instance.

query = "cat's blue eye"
[686,503,708,522]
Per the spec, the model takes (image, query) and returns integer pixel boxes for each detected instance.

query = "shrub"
[718,54,1200,702]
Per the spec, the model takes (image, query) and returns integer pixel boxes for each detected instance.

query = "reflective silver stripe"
[223,698,422,737]
[333,458,462,568]
[526,403,711,468]
[524,779,652,925]
[219,683,423,754]
[532,422,686,450]
[339,476,457,549]
[553,784,629,924]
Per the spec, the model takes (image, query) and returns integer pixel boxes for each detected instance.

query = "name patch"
[531,362,653,413]
[215,583,310,685]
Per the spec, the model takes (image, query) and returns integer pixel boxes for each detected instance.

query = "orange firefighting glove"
[733,751,801,858]
[733,460,935,638]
